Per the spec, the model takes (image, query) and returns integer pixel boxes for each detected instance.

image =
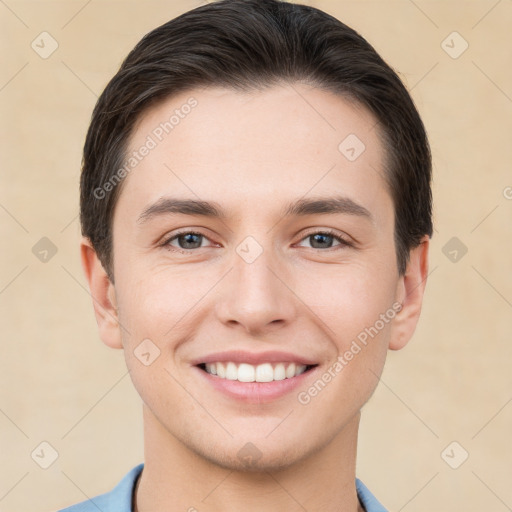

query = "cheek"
[116,268,199,340]
[116,274,186,413]
[298,262,397,344]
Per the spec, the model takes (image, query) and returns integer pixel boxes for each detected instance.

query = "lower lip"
[194,365,318,404]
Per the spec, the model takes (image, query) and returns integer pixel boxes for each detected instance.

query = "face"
[88,83,425,471]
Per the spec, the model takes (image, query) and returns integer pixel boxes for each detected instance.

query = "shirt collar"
[60,463,388,512]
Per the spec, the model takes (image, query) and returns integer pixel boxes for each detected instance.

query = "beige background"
[1,0,511,511]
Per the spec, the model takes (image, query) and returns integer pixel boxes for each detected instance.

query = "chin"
[182,429,323,474]
[197,443,308,473]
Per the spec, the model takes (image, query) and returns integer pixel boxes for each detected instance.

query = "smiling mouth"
[197,362,318,383]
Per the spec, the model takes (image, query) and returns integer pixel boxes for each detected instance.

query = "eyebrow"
[137,195,374,224]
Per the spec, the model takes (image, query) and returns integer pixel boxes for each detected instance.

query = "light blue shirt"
[59,463,388,511]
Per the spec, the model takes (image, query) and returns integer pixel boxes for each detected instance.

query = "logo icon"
[338,134,366,162]
[441,32,469,59]
[236,236,264,264]
[31,32,59,59]
[134,338,161,366]
[31,441,59,469]
[441,441,469,469]
[32,237,58,263]
[442,236,468,263]
[237,442,263,468]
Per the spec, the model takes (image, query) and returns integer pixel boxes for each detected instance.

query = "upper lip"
[191,350,319,366]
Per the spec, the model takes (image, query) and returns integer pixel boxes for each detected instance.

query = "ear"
[80,237,123,349]
[389,235,430,351]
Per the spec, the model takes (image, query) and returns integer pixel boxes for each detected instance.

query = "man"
[60,0,432,510]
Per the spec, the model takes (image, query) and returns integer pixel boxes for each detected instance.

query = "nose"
[215,242,298,337]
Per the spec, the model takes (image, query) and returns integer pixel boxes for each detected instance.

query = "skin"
[81,83,429,512]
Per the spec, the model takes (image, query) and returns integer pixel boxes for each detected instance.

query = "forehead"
[116,83,391,227]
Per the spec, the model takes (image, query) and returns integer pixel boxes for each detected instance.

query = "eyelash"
[160,228,353,254]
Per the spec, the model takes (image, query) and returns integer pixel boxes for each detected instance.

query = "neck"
[135,405,365,512]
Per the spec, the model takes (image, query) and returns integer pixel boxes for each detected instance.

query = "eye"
[160,228,353,254]
[296,229,353,250]
[161,230,215,253]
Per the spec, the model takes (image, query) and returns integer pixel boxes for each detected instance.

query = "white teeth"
[237,363,255,382]
[226,362,238,380]
[216,362,226,378]
[203,361,310,382]
[274,363,286,380]
[296,364,306,375]
[285,363,296,379]
[255,363,273,382]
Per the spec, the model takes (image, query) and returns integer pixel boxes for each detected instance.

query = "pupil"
[178,233,333,250]
[180,233,201,249]
[311,233,332,248]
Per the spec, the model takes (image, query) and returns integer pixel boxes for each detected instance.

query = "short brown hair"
[80,0,433,280]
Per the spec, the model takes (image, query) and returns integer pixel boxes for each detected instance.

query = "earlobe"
[389,235,430,351]
[80,237,123,349]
